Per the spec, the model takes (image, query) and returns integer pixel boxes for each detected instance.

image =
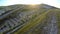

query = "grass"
[13,11,50,34]
[56,9,60,34]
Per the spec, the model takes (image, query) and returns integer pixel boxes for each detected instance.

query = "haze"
[0,0,60,8]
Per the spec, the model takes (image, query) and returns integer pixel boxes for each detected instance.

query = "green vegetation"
[0,4,60,34]
[13,10,50,34]
[56,9,60,34]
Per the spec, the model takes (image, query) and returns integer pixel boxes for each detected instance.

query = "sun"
[31,4,37,5]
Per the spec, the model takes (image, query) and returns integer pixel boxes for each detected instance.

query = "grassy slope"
[50,9,60,34]
[12,9,60,34]
[13,10,50,34]
[0,4,60,34]
[56,9,60,34]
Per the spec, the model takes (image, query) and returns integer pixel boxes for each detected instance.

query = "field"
[0,4,60,34]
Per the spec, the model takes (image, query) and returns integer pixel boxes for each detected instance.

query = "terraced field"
[12,9,58,34]
[0,4,60,34]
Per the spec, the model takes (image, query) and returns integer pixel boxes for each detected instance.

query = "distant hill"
[0,4,58,10]
[0,4,59,20]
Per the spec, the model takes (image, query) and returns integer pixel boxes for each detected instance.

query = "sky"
[0,0,60,8]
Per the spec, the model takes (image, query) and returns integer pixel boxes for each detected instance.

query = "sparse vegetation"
[56,9,60,34]
[0,4,60,34]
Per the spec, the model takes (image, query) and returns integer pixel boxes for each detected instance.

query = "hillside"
[0,4,60,34]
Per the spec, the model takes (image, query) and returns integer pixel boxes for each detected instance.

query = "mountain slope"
[0,4,60,34]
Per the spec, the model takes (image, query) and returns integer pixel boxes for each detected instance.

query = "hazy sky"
[0,0,60,8]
